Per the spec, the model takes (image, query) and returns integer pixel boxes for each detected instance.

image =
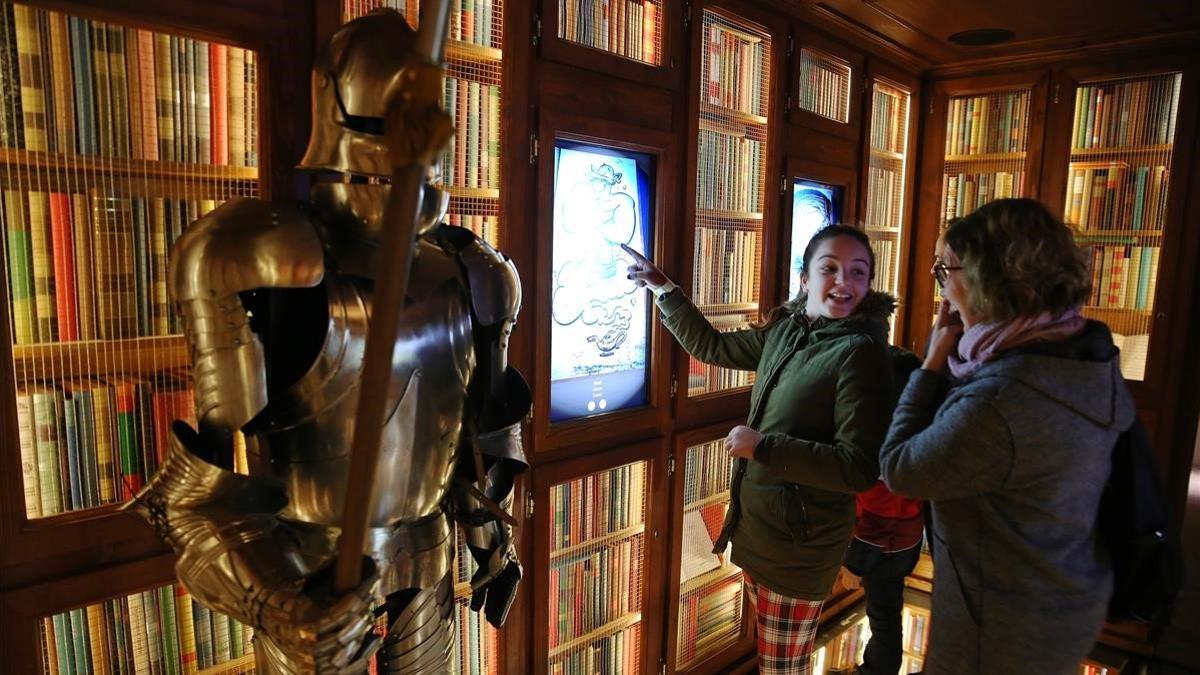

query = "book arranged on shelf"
[683,439,735,505]
[0,4,258,165]
[1064,165,1170,230]
[448,0,499,50]
[550,622,641,674]
[549,535,642,649]
[703,20,765,117]
[452,597,501,675]
[868,238,898,295]
[692,226,758,307]
[18,370,194,518]
[797,48,851,123]
[40,582,253,675]
[551,462,646,551]
[676,575,743,669]
[440,75,500,191]
[1072,75,1181,151]
[2,190,221,345]
[1083,244,1159,311]
[870,85,907,154]
[944,91,1029,156]
[558,0,660,65]
[940,171,1022,221]
[696,127,764,213]
[865,165,903,230]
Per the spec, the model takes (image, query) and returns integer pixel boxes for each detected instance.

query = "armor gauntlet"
[126,423,380,672]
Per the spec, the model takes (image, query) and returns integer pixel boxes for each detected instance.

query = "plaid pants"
[747,576,824,675]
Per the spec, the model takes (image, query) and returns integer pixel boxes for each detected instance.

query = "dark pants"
[843,538,922,675]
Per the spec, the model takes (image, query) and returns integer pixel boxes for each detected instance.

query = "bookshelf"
[343,0,503,248]
[789,30,863,142]
[797,47,850,124]
[38,582,255,675]
[540,453,654,675]
[1059,72,1182,382]
[862,73,915,344]
[686,7,773,399]
[669,429,752,673]
[805,589,931,675]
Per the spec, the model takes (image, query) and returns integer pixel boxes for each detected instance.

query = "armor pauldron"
[457,236,521,327]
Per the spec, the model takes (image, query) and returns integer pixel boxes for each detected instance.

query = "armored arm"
[442,226,530,627]
[169,199,324,465]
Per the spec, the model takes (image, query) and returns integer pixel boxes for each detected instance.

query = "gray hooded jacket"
[880,321,1134,675]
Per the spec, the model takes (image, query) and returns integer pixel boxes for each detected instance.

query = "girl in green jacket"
[624,225,894,675]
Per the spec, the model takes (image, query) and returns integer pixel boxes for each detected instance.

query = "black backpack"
[1098,418,1185,623]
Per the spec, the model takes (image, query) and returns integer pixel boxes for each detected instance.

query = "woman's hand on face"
[923,298,964,373]
[725,425,763,460]
[621,244,671,290]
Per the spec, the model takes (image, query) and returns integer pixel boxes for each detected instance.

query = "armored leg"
[378,572,456,673]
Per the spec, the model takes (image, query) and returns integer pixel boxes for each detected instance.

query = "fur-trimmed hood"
[780,290,896,343]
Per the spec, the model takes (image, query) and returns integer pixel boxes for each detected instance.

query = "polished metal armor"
[126,9,528,674]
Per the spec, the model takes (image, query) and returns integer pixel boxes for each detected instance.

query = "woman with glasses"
[880,198,1134,674]
[623,225,895,675]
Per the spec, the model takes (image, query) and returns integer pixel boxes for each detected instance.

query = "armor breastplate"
[252,238,474,532]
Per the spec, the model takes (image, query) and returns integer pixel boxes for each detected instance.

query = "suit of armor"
[126,10,528,674]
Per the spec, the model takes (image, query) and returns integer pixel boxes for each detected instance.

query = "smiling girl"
[624,224,895,674]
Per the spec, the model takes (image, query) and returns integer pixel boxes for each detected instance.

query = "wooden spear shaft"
[334,0,452,595]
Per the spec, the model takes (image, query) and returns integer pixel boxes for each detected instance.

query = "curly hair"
[944,198,1091,322]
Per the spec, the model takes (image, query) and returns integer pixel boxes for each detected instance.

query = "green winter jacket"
[657,289,895,599]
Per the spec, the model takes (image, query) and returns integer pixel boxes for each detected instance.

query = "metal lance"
[335,0,453,594]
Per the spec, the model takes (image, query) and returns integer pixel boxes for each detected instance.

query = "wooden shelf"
[197,654,256,675]
[1083,306,1152,335]
[680,562,741,596]
[446,185,500,199]
[1074,229,1163,244]
[697,302,758,315]
[696,207,764,224]
[871,147,905,161]
[0,148,258,182]
[446,38,502,64]
[700,102,768,127]
[684,490,730,513]
[1071,144,1172,159]
[550,523,644,562]
[548,611,642,659]
[11,335,190,382]
[866,225,902,235]
[944,151,1026,164]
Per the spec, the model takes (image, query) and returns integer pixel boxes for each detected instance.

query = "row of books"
[18,372,194,518]
[441,77,500,191]
[941,171,1022,222]
[686,355,753,396]
[864,164,904,230]
[682,440,734,507]
[550,461,646,551]
[691,226,759,307]
[798,49,851,124]
[445,211,499,248]
[558,0,660,66]
[1085,244,1160,311]
[549,622,641,675]
[1071,75,1181,151]
[944,92,1030,156]
[452,597,500,675]
[0,3,258,166]
[868,237,900,296]
[449,0,501,51]
[40,583,252,675]
[3,188,222,345]
[675,575,743,670]
[1064,165,1170,230]
[902,606,929,656]
[1079,666,1112,675]
[809,611,869,675]
[870,85,909,155]
[549,536,642,648]
[696,129,764,213]
[703,21,767,117]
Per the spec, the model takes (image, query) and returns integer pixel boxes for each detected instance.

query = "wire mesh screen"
[689,10,770,397]
[935,88,1031,312]
[0,2,259,519]
[40,583,256,675]
[1062,73,1180,382]
[865,80,911,343]
[675,438,742,671]
[452,528,502,674]
[557,0,662,66]
[343,0,503,248]
[797,47,851,124]
[548,460,647,674]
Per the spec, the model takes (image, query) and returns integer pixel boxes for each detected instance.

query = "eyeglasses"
[931,262,963,287]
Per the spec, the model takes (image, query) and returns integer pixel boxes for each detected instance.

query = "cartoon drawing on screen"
[551,152,648,380]
[789,187,837,299]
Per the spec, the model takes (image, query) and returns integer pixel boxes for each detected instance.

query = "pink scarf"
[948,308,1086,379]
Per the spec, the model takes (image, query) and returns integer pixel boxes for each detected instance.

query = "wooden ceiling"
[798,0,1200,72]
